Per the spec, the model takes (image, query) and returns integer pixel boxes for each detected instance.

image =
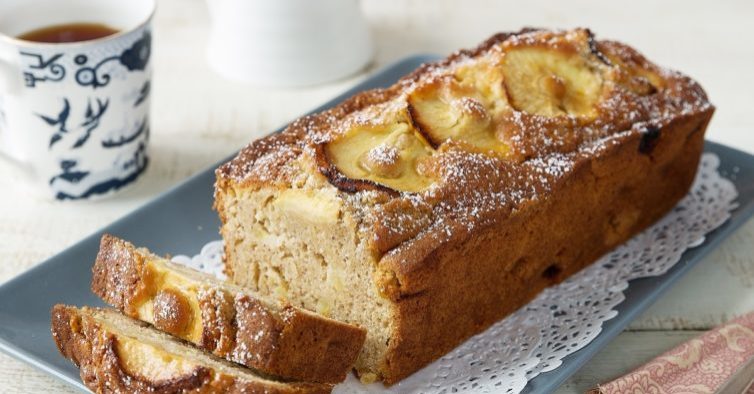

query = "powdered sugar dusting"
[366,143,401,169]
[217,30,712,246]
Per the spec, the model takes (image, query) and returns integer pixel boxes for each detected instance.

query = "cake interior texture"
[218,178,392,382]
[214,28,713,383]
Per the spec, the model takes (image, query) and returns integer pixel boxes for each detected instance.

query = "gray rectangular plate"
[0,55,753,393]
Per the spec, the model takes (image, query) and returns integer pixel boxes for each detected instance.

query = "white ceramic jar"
[206,0,373,87]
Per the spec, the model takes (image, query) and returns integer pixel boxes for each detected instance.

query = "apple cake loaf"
[214,28,714,384]
[51,305,332,393]
[91,234,366,384]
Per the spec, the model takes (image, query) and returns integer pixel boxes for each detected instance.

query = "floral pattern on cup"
[74,31,151,88]
[20,52,66,87]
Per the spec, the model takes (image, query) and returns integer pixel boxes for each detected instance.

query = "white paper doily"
[172,153,738,394]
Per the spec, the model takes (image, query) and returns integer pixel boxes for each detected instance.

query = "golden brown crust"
[214,28,712,259]
[379,109,712,383]
[52,304,211,393]
[51,305,331,394]
[214,28,715,383]
[92,235,366,384]
[211,27,518,191]
[91,235,145,316]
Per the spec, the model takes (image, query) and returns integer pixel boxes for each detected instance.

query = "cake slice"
[51,305,331,393]
[91,234,366,384]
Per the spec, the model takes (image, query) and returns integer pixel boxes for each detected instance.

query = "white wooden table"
[1,0,752,392]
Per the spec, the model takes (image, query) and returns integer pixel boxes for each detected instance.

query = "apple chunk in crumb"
[116,335,201,382]
[273,188,342,224]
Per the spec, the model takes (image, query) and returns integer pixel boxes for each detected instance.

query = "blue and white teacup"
[0,0,155,200]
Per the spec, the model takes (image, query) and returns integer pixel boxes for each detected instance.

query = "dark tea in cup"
[17,22,118,43]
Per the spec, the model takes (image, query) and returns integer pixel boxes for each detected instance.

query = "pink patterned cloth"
[593,311,754,394]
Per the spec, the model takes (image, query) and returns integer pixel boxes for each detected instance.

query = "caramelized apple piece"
[325,123,434,193]
[407,77,509,156]
[116,336,200,382]
[501,46,602,117]
[453,54,509,112]
[152,288,193,337]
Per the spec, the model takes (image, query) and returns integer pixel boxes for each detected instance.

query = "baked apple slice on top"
[501,45,603,118]
[407,76,509,156]
[320,29,667,195]
[324,121,435,193]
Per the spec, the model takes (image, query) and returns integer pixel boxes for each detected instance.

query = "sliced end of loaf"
[51,305,332,394]
[216,179,395,382]
[91,234,366,383]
